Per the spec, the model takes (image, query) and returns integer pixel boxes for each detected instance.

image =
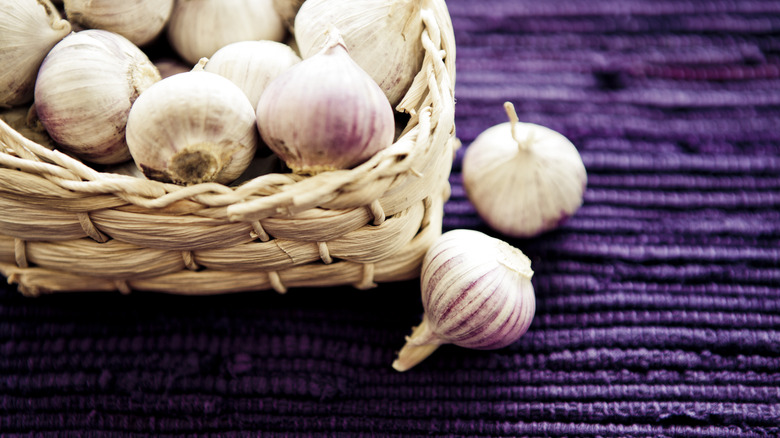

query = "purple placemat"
[2,0,779,436]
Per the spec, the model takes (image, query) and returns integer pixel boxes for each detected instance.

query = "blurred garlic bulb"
[167,0,286,65]
[393,229,536,372]
[295,0,424,108]
[272,0,305,32]
[126,63,259,185]
[463,102,588,238]
[34,29,161,164]
[256,28,394,175]
[203,40,301,110]
[63,0,174,47]
[0,0,71,107]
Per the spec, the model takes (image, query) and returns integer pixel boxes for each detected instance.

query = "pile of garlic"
[1,0,427,185]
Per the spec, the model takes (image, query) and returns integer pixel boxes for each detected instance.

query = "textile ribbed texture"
[2,0,780,436]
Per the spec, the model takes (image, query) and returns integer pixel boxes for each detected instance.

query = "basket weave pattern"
[0,3,457,296]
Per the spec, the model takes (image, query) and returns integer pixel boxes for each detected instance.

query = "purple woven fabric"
[2,0,780,436]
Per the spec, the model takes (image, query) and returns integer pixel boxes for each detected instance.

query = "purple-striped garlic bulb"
[463,102,587,238]
[393,229,536,372]
[294,0,424,108]
[256,27,394,175]
[34,29,161,164]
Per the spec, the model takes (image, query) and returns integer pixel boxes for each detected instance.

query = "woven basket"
[0,1,457,297]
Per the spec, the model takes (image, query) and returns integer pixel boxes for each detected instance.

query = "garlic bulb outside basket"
[167,0,286,65]
[203,40,301,111]
[34,29,161,165]
[63,0,174,47]
[295,0,424,108]
[0,0,71,107]
[463,102,588,238]
[256,29,394,175]
[393,229,536,372]
[125,65,259,185]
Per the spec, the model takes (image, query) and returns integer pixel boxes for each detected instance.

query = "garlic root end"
[169,147,222,185]
[392,315,446,372]
[392,343,441,372]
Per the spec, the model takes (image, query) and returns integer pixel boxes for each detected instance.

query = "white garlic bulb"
[393,229,536,372]
[463,102,588,238]
[0,0,71,107]
[63,0,174,47]
[202,40,301,111]
[256,29,394,175]
[295,0,424,108]
[125,64,259,185]
[34,29,161,165]
[167,0,286,65]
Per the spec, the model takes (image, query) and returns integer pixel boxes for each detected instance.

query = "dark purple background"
[2,0,779,436]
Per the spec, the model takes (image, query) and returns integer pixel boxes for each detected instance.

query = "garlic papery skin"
[63,0,174,47]
[34,29,161,165]
[202,41,301,111]
[393,229,535,372]
[125,66,259,185]
[256,29,394,175]
[462,102,588,238]
[167,0,286,65]
[294,0,424,108]
[0,0,71,107]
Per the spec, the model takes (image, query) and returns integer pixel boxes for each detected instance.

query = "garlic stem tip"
[323,24,348,52]
[502,101,527,151]
[503,101,516,118]
[193,58,209,72]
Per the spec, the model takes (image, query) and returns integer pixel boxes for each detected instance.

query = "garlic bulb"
[167,0,286,65]
[202,40,301,111]
[462,102,588,238]
[256,29,394,175]
[34,29,161,165]
[63,0,174,47]
[0,0,71,107]
[393,229,536,372]
[295,0,424,108]
[125,64,259,185]
[272,0,305,32]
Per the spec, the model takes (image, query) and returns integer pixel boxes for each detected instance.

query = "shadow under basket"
[0,1,458,297]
